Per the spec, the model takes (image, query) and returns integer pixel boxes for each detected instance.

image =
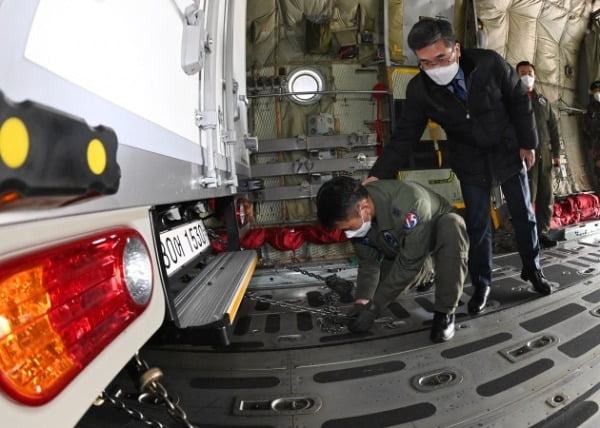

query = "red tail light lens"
[0,228,153,405]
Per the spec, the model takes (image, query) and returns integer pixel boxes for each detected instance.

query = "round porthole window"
[287,67,325,105]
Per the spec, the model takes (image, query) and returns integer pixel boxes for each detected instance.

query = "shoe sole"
[520,272,553,295]
[468,305,486,315]
[430,325,455,343]
[468,298,489,315]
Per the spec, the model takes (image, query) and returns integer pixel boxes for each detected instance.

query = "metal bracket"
[222,130,237,143]
[181,3,206,75]
[244,135,259,152]
[238,94,249,106]
[251,155,377,177]
[256,133,377,153]
[195,110,218,129]
[193,176,218,188]
[256,183,321,201]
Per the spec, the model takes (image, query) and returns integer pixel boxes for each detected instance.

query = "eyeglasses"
[418,47,457,70]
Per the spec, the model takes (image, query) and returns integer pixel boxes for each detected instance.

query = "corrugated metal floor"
[78,231,600,427]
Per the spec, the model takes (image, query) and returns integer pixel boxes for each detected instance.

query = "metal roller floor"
[78,233,600,427]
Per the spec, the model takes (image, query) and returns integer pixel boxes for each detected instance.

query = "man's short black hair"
[516,60,535,71]
[316,176,368,228]
[591,80,600,91]
[407,18,455,51]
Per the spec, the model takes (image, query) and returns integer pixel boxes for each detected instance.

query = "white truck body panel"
[26,0,201,144]
[0,0,249,425]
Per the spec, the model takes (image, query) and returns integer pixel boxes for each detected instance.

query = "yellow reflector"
[0,116,29,169]
[86,138,107,175]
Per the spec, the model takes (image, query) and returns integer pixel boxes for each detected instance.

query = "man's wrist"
[355,298,370,305]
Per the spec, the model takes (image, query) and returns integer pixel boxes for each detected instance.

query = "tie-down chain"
[99,353,197,428]
[244,264,356,333]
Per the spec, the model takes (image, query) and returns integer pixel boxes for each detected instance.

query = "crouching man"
[316,177,468,342]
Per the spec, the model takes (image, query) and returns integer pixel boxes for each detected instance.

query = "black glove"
[346,301,379,333]
[325,275,355,302]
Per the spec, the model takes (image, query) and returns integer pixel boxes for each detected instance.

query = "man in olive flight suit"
[516,61,561,247]
[316,176,469,342]
[583,80,600,185]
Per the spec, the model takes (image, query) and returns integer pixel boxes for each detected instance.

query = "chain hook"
[103,354,198,428]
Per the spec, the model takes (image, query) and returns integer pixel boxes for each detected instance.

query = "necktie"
[452,79,467,101]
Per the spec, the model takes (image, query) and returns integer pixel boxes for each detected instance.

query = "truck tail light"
[0,229,153,405]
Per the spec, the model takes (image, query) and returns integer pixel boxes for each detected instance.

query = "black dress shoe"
[468,285,491,314]
[430,311,455,342]
[521,269,553,295]
[539,234,557,248]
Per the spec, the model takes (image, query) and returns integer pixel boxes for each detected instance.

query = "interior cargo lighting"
[235,198,252,228]
[0,229,153,405]
[287,67,325,105]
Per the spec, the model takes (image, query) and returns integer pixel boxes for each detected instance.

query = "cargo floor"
[78,233,600,427]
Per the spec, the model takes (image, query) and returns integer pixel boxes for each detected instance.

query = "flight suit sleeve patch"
[403,212,419,229]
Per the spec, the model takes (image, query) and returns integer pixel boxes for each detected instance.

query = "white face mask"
[344,210,371,239]
[594,92,600,103]
[424,61,459,86]
[520,75,535,90]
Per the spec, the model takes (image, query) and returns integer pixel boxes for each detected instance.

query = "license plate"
[159,220,211,275]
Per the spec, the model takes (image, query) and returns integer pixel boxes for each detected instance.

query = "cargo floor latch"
[233,395,323,416]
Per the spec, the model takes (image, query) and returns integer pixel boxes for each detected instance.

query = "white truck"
[0,1,255,426]
[2,1,600,427]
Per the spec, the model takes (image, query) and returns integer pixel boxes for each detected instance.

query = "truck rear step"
[173,250,257,328]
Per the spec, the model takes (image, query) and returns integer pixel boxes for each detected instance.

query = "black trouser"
[461,165,540,289]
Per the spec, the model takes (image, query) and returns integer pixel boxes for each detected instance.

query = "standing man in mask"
[516,61,561,248]
[583,80,600,179]
[366,18,552,315]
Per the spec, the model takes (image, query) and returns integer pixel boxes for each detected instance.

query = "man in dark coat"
[366,18,552,315]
